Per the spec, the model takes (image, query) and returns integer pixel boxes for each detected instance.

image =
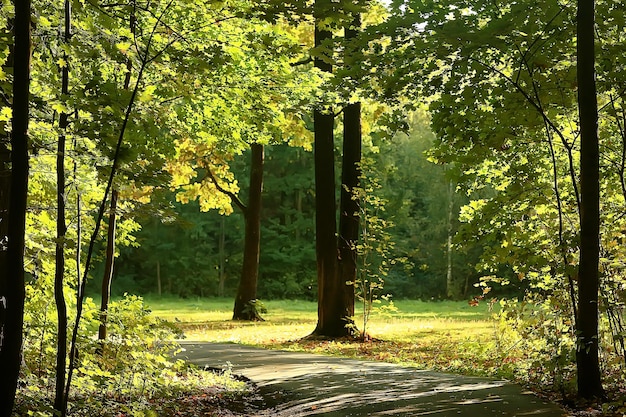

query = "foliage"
[349,157,399,339]
[371,0,626,399]
[241,299,268,321]
[16,293,246,415]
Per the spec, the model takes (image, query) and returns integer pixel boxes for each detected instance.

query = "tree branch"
[205,168,247,213]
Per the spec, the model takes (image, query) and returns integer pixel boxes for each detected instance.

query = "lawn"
[145,297,516,379]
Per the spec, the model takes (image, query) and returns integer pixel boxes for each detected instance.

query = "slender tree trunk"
[0,1,31,413]
[233,143,264,320]
[576,0,604,399]
[445,180,455,299]
[97,3,133,337]
[98,189,118,344]
[218,217,225,297]
[156,260,162,296]
[54,0,71,411]
[337,13,361,330]
[295,188,302,241]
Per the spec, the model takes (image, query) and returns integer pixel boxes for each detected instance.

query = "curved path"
[179,342,567,417]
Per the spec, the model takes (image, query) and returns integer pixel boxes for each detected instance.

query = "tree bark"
[312,0,351,337]
[0,47,11,326]
[0,1,31,414]
[576,0,604,399]
[98,189,118,344]
[445,179,455,299]
[232,143,264,320]
[54,0,71,411]
[337,13,362,329]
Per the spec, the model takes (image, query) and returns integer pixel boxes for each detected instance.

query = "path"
[179,342,567,416]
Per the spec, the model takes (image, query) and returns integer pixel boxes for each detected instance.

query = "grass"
[144,296,514,379]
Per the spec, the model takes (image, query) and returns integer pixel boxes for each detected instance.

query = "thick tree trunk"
[337,14,361,329]
[338,103,359,323]
[0,58,10,313]
[313,0,346,336]
[576,0,604,399]
[0,1,30,414]
[233,143,264,320]
[314,103,345,335]
[0,137,9,318]
[98,189,118,344]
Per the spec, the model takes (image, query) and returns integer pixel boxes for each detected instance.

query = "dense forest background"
[99,110,495,301]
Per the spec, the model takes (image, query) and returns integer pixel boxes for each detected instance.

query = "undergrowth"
[14,294,247,416]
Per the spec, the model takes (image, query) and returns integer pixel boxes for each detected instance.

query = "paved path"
[179,342,567,417]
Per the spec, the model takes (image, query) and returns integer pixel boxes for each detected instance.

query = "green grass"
[143,296,514,379]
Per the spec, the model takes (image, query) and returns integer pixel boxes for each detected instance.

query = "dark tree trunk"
[54,0,71,411]
[0,49,11,312]
[576,0,604,399]
[312,0,351,337]
[0,1,30,414]
[233,143,264,320]
[337,13,362,327]
[0,136,9,325]
[97,1,132,346]
[98,189,118,344]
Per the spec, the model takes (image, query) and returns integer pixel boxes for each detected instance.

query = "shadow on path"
[179,342,566,417]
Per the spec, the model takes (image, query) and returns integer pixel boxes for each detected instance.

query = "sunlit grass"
[143,296,513,378]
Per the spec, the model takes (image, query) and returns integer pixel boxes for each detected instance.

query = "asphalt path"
[179,342,567,417]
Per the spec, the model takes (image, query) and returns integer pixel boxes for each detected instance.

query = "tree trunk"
[98,189,118,344]
[0,1,30,413]
[312,0,350,337]
[54,0,71,410]
[232,143,264,320]
[445,180,455,299]
[0,136,9,362]
[0,52,11,324]
[218,217,225,297]
[337,13,362,330]
[576,0,604,399]
[156,260,162,296]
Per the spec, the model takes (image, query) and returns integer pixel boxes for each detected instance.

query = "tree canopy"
[1,0,625,413]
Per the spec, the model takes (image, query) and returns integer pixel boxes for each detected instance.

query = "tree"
[232,143,264,320]
[312,0,351,337]
[166,13,319,318]
[53,0,71,412]
[205,144,266,320]
[374,0,623,396]
[0,0,31,413]
[575,0,604,398]
[337,9,362,330]
[98,189,118,343]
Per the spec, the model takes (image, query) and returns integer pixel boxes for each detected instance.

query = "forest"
[0,0,625,415]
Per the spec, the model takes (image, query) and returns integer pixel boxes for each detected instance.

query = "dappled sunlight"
[179,343,564,417]
[147,298,509,378]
